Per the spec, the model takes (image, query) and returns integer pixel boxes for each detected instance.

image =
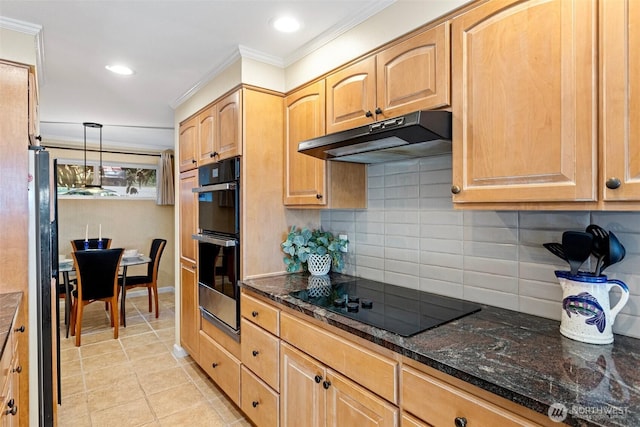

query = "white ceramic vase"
[307,254,331,276]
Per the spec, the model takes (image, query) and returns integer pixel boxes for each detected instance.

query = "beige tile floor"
[57,290,252,427]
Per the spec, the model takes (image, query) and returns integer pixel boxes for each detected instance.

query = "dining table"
[58,251,152,337]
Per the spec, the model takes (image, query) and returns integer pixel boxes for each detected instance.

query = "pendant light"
[66,122,118,196]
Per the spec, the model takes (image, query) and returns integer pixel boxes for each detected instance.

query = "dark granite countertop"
[0,292,22,361]
[241,273,640,427]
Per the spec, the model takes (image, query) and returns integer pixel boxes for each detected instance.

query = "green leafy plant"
[281,226,348,273]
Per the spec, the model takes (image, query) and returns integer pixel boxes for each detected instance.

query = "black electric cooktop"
[289,277,481,337]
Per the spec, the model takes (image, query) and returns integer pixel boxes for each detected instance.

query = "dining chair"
[70,237,112,251]
[69,248,124,346]
[118,238,166,321]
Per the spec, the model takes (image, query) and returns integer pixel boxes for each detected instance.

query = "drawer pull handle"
[322,380,331,389]
[12,366,22,374]
[15,325,25,333]
[252,401,259,408]
[212,363,218,368]
[5,406,18,416]
[7,399,14,408]
[314,375,322,384]
[252,350,259,357]
[606,177,621,189]
[251,311,259,317]
[454,417,467,427]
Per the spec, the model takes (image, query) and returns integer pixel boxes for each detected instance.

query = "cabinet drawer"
[199,331,240,406]
[241,366,279,427]
[402,366,540,427]
[281,312,397,404]
[401,411,432,427]
[241,292,280,336]
[241,318,279,391]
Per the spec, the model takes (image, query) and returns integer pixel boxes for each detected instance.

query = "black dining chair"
[69,248,123,346]
[118,239,166,323]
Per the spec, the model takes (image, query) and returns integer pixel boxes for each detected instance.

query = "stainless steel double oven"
[193,157,240,340]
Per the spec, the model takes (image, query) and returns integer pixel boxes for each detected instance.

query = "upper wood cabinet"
[196,89,242,167]
[179,169,198,262]
[601,0,640,203]
[178,115,198,172]
[197,105,216,165]
[284,81,367,208]
[284,81,327,206]
[326,22,450,134]
[216,89,243,160]
[451,0,597,205]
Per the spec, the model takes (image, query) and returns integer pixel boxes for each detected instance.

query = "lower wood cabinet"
[240,319,279,391]
[402,364,549,427]
[401,411,431,427]
[241,366,279,427]
[1,296,22,427]
[281,342,398,427]
[199,331,240,407]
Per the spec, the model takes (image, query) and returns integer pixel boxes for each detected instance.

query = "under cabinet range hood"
[298,110,452,164]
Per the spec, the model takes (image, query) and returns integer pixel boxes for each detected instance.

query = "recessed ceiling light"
[105,64,134,75]
[272,16,301,33]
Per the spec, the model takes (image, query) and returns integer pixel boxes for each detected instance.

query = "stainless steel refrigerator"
[28,146,56,426]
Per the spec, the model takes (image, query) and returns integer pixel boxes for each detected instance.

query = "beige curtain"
[156,149,174,205]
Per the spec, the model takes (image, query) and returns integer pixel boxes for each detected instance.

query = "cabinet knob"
[12,365,22,374]
[252,350,259,357]
[322,380,331,389]
[191,159,197,164]
[314,375,323,384]
[35,135,42,141]
[212,363,218,368]
[316,194,323,199]
[606,177,621,190]
[251,311,259,317]
[15,325,25,333]
[365,110,373,118]
[5,406,18,416]
[454,417,467,427]
[451,185,461,194]
[252,401,259,408]
[7,399,14,408]
[375,107,382,115]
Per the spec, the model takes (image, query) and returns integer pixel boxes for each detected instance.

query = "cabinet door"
[179,262,199,360]
[601,0,640,201]
[217,89,242,159]
[451,0,597,203]
[281,342,326,427]
[326,56,376,133]
[326,369,398,427]
[284,81,327,206]
[376,22,450,119]
[197,105,216,166]
[179,170,197,262]
[179,115,198,172]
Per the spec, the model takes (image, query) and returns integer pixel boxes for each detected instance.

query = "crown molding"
[0,16,46,85]
[282,0,395,67]
[171,0,394,109]
[170,48,242,109]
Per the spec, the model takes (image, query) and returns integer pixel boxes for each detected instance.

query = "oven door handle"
[192,233,237,247]
[192,182,237,193]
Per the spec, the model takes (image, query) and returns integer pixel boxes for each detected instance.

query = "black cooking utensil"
[600,231,626,274]
[543,242,568,262]
[562,231,593,275]
[586,224,609,275]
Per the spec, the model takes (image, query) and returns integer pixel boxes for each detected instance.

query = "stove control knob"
[361,299,373,309]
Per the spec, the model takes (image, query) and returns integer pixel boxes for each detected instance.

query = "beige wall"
[47,147,175,288]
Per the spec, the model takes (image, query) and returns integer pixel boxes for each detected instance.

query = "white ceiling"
[0,0,396,152]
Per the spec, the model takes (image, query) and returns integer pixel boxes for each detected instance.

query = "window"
[56,159,157,199]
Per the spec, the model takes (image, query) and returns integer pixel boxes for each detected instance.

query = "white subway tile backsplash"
[420,238,463,255]
[320,158,640,339]
[419,278,463,298]
[463,287,519,310]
